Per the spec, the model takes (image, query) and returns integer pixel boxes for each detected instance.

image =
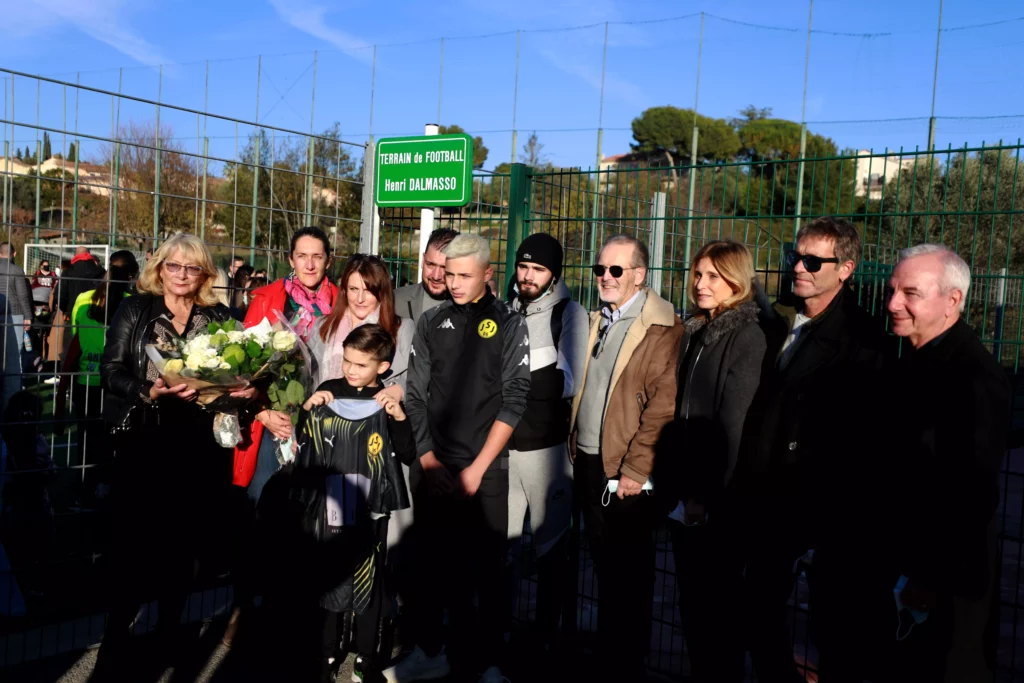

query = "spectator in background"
[660,241,766,683]
[254,268,267,279]
[213,268,244,321]
[232,265,254,313]
[229,256,246,280]
[145,249,153,263]
[0,243,33,339]
[394,228,458,322]
[58,251,140,508]
[30,260,57,363]
[31,260,56,306]
[569,234,683,681]
[57,247,104,319]
[249,275,268,292]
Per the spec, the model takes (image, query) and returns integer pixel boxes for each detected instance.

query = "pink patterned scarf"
[319,306,380,385]
[283,274,334,342]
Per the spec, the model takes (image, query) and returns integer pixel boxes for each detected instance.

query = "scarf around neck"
[319,306,381,386]
[284,274,334,342]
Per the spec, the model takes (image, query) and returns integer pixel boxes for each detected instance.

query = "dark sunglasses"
[786,251,840,273]
[592,264,637,278]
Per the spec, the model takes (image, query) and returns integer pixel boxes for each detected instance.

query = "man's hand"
[377,392,406,421]
[458,463,485,498]
[302,390,334,411]
[257,409,293,440]
[23,319,31,331]
[899,578,936,613]
[149,377,197,402]
[617,476,643,499]
[420,451,455,496]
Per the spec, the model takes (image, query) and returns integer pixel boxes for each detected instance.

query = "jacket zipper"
[684,345,704,421]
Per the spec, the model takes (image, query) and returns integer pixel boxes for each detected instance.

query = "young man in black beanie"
[506,233,589,643]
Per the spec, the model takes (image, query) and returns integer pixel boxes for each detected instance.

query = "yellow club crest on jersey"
[478,319,498,338]
[368,432,384,456]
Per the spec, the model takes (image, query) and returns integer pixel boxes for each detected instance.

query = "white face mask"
[893,575,929,641]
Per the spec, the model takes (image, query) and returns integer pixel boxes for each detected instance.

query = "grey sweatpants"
[507,444,573,560]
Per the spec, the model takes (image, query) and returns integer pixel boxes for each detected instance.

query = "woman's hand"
[149,377,197,402]
[302,391,334,412]
[229,385,259,400]
[257,409,293,440]
[379,383,404,403]
[377,392,406,421]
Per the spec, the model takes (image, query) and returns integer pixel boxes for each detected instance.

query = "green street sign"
[375,134,474,208]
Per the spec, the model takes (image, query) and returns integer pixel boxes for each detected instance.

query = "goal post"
[23,244,111,276]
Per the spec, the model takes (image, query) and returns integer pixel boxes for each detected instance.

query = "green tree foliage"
[216,122,360,258]
[15,148,22,160]
[630,106,740,167]
[67,142,77,163]
[42,132,52,161]
[438,124,488,169]
[873,149,1024,274]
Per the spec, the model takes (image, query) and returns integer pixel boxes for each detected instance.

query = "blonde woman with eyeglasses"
[95,232,257,676]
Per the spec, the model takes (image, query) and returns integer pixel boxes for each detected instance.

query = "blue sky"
[2,0,1024,171]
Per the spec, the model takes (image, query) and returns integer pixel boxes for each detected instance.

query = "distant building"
[0,156,112,197]
[854,149,918,201]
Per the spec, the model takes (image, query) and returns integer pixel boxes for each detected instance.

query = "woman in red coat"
[234,226,338,494]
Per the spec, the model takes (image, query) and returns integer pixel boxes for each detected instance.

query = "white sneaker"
[479,666,508,683]
[382,646,451,683]
[43,376,59,385]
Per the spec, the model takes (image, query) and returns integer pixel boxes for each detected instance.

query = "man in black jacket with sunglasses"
[740,217,893,682]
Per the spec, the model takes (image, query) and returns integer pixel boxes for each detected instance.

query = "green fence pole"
[684,126,699,270]
[250,134,260,265]
[200,137,209,241]
[34,140,41,241]
[794,124,808,235]
[2,142,8,237]
[111,142,120,245]
[72,149,80,244]
[504,163,530,291]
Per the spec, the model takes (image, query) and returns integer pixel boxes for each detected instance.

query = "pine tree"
[15,148,22,160]
[24,146,31,161]
[42,132,52,160]
[67,143,77,162]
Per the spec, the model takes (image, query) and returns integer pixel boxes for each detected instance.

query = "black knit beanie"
[515,233,563,280]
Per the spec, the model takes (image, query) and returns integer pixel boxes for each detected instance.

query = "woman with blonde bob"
[661,239,767,683]
[96,232,257,676]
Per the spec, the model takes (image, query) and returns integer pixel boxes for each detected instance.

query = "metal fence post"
[360,141,379,254]
[650,191,667,297]
[684,127,699,271]
[794,124,808,235]
[504,163,530,290]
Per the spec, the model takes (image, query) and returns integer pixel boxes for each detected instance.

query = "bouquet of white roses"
[145,315,309,451]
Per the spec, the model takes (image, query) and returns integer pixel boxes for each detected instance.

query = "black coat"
[740,286,894,537]
[100,294,234,428]
[57,257,105,315]
[660,300,766,510]
[893,319,1010,600]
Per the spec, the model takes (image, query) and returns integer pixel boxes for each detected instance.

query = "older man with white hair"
[876,244,1010,681]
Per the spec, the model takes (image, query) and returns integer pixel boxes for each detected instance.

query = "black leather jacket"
[100,294,233,429]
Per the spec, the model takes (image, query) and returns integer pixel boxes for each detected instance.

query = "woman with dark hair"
[233,226,338,495]
[661,240,767,683]
[232,264,254,313]
[307,253,412,392]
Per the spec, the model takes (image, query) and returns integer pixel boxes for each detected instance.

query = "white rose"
[272,330,297,352]
[219,361,231,370]
[185,355,202,371]
[227,330,245,343]
[203,357,222,370]
[163,358,184,374]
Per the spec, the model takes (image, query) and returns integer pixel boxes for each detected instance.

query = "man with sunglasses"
[741,216,892,682]
[569,234,683,680]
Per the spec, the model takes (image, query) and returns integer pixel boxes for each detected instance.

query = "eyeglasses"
[164,261,205,278]
[785,251,840,273]
[592,264,637,278]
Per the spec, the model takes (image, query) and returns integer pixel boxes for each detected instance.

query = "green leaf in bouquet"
[260,347,275,363]
[222,319,237,332]
[207,321,220,334]
[291,413,299,426]
[222,344,246,367]
[281,362,296,375]
[285,379,305,406]
[246,341,262,359]
[210,332,229,348]
[267,383,280,402]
